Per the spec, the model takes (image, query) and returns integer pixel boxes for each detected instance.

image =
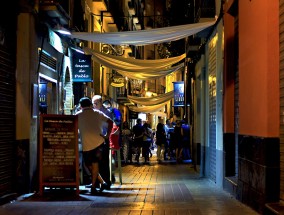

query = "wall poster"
[173,81,184,107]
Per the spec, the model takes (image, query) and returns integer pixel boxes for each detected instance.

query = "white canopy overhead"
[117,63,183,80]
[84,47,185,72]
[84,47,185,80]
[128,91,174,106]
[128,102,167,113]
[71,21,215,46]
[152,112,167,117]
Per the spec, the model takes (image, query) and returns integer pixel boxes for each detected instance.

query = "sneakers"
[85,183,92,188]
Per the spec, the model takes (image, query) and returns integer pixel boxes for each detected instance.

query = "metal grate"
[208,34,217,183]
[40,50,57,71]
[0,45,16,198]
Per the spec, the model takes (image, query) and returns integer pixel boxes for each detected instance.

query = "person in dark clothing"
[164,119,174,160]
[132,118,144,163]
[181,119,191,160]
[174,120,184,163]
[155,122,167,162]
[142,122,152,163]
[121,121,133,163]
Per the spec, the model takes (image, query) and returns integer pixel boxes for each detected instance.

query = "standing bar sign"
[39,114,79,195]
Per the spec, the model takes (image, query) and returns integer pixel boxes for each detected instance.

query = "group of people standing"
[75,96,190,195]
[161,119,190,163]
[121,118,190,165]
[120,118,153,165]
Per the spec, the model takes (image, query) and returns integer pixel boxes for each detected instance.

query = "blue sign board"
[72,52,92,82]
[173,81,184,107]
[39,83,47,105]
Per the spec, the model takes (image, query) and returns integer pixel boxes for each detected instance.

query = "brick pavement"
[0,153,260,215]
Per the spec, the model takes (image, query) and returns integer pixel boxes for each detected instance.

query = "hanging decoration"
[127,91,174,106]
[128,102,167,113]
[117,63,183,80]
[84,47,185,72]
[70,21,215,46]
[83,47,185,80]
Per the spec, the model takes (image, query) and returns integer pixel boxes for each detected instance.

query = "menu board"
[39,114,79,195]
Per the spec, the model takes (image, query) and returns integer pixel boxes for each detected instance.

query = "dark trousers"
[142,141,150,162]
[98,140,111,186]
[128,140,134,162]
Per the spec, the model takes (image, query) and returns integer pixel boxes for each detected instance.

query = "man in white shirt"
[92,95,113,188]
[76,97,113,195]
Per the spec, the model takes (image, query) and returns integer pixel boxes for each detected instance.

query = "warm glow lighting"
[133,17,139,24]
[138,113,147,121]
[110,82,124,87]
[145,91,157,97]
[210,34,218,48]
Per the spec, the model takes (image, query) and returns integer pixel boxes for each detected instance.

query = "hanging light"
[110,76,125,87]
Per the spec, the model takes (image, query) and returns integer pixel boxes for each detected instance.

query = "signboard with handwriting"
[39,114,79,195]
[72,51,92,82]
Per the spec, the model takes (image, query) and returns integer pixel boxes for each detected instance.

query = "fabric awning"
[127,91,174,106]
[84,47,185,72]
[152,112,167,117]
[128,102,167,113]
[84,47,185,80]
[117,64,183,80]
[71,21,215,46]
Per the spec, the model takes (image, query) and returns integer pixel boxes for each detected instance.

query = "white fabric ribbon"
[127,91,174,106]
[128,102,168,113]
[71,21,215,46]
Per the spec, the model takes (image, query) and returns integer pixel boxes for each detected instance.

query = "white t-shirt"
[76,107,111,151]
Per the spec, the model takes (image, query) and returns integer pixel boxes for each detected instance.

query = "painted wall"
[223,12,235,134]
[239,0,279,137]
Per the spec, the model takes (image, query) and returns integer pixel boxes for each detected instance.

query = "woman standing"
[142,122,153,163]
[174,120,184,163]
[121,121,132,164]
[155,122,167,162]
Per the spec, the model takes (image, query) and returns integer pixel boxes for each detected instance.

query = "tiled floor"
[0,153,260,215]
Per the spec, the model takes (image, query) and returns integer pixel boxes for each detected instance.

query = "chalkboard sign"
[39,114,79,195]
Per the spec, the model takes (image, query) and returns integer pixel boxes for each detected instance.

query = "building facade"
[193,1,280,213]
